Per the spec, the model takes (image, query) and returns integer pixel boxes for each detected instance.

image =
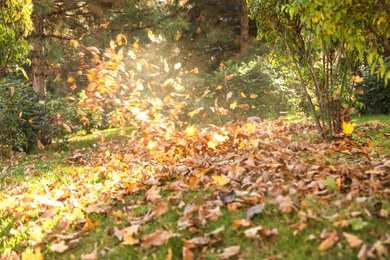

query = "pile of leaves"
[0,117,389,259]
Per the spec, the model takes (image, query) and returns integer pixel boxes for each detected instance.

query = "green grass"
[0,116,389,259]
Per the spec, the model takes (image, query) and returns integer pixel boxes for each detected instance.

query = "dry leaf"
[219,246,240,259]
[81,242,98,260]
[343,232,363,249]
[182,246,194,260]
[318,230,339,251]
[145,185,162,202]
[50,240,69,253]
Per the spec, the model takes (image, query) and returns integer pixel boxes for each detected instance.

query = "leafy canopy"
[0,0,33,80]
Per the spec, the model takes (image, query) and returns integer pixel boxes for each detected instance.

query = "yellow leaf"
[211,175,229,186]
[246,122,254,133]
[121,236,140,245]
[185,125,197,137]
[216,85,223,90]
[230,102,237,110]
[342,121,354,135]
[148,29,156,42]
[240,92,247,98]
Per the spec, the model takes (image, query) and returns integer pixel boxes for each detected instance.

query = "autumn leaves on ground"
[1,117,390,260]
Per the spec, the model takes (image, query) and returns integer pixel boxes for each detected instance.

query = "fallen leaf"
[211,175,229,186]
[246,203,265,219]
[183,246,194,260]
[81,242,98,260]
[145,185,162,202]
[121,236,140,245]
[141,231,180,248]
[219,246,240,259]
[218,191,236,204]
[50,240,69,253]
[343,232,363,249]
[318,230,339,251]
[232,219,251,230]
[244,226,263,238]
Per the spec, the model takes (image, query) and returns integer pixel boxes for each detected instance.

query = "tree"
[28,0,163,96]
[0,0,33,81]
[247,0,390,138]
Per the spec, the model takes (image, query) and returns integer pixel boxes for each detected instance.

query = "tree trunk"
[30,15,47,97]
[240,0,249,41]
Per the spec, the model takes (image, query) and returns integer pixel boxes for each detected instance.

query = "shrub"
[182,57,301,125]
[0,78,47,155]
[358,57,390,114]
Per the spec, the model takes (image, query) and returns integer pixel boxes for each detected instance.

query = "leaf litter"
[1,119,389,259]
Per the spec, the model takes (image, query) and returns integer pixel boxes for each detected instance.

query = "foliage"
[183,57,301,125]
[0,78,46,155]
[247,0,390,138]
[358,57,390,114]
[0,0,33,80]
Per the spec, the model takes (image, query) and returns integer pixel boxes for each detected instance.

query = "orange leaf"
[225,73,236,81]
[318,231,339,251]
[100,22,110,28]
[83,217,99,231]
[250,94,258,99]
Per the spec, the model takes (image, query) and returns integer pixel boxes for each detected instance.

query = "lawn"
[0,114,389,260]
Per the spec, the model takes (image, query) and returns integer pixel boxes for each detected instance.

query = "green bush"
[0,78,47,155]
[358,57,390,114]
[182,56,300,125]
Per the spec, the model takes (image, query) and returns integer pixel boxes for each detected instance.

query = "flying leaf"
[70,39,79,48]
[226,91,233,101]
[174,62,181,70]
[225,73,236,81]
[100,22,110,28]
[230,102,237,110]
[148,29,156,42]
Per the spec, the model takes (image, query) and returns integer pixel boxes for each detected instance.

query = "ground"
[0,116,389,259]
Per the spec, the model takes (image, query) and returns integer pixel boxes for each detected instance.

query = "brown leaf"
[141,231,180,248]
[182,246,194,260]
[152,201,169,217]
[81,242,98,260]
[219,246,240,259]
[50,240,69,253]
[232,219,251,230]
[145,185,162,202]
[318,230,339,251]
[343,232,363,249]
